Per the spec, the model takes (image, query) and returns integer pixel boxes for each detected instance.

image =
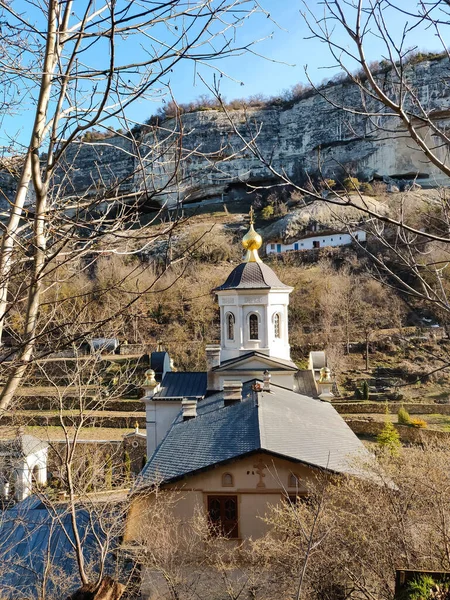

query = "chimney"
[223,381,243,406]
[181,398,197,420]
[206,344,221,391]
[263,370,271,392]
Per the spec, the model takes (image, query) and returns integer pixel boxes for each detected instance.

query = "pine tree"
[362,380,370,400]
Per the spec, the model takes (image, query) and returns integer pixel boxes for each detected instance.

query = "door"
[207,495,238,538]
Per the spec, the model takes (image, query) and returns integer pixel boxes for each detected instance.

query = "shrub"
[361,380,370,400]
[403,575,436,600]
[397,405,411,425]
[261,205,274,220]
[343,177,360,192]
[324,178,336,189]
[377,405,401,454]
[371,181,388,196]
[410,417,428,429]
[273,201,288,218]
[360,182,374,195]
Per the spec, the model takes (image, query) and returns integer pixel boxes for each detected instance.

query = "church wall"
[125,453,316,544]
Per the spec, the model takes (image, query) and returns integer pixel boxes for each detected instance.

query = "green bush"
[361,380,370,400]
[403,575,436,600]
[397,405,411,425]
[261,205,274,220]
[343,177,360,192]
[377,406,401,455]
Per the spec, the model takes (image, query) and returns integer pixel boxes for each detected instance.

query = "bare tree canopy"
[0,0,266,409]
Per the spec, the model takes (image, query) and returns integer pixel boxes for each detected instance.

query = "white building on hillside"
[266,229,366,255]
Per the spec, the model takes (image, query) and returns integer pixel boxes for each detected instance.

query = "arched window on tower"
[249,314,259,340]
[274,313,281,338]
[226,312,235,341]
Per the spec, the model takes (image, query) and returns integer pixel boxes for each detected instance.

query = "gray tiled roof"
[214,262,290,291]
[154,372,207,400]
[137,381,372,487]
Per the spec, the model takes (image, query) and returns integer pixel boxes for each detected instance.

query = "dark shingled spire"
[214,262,290,291]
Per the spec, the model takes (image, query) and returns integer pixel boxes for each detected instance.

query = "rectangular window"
[207,495,238,538]
[271,243,275,250]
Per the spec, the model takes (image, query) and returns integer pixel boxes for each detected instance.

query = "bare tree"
[0,0,266,410]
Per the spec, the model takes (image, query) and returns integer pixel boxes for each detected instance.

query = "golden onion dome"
[242,207,263,262]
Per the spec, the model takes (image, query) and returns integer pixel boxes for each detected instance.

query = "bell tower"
[214,209,293,363]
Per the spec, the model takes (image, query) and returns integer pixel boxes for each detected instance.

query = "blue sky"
[0,0,445,150]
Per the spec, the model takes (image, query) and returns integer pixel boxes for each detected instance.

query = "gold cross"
[249,206,254,225]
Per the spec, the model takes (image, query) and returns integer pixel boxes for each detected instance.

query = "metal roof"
[154,372,207,400]
[0,435,48,458]
[150,351,170,379]
[214,351,298,372]
[295,370,319,398]
[137,380,372,486]
[214,262,291,291]
[0,498,125,598]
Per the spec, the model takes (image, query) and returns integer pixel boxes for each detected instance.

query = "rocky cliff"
[2,57,450,210]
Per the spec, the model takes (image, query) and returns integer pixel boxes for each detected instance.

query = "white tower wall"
[218,289,291,362]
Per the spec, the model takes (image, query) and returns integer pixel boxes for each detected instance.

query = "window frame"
[273,313,281,339]
[249,313,259,340]
[226,312,235,341]
[222,472,234,487]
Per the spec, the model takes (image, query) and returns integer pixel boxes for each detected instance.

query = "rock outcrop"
[2,57,450,210]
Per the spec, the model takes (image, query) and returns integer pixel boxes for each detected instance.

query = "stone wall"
[347,419,450,444]
[2,58,450,209]
[334,402,450,415]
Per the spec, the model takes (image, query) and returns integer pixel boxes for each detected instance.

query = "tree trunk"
[365,332,370,372]
[0,152,33,345]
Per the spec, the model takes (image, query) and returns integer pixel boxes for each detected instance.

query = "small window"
[274,313,281,339]
[271,243,275,250]
[222,473,233,487]
[331,238,333,241]
[208,495,238,538]
[249,314,259,340]
[301,243,304,247]
[288,473,300,488]
[226,312,235,341]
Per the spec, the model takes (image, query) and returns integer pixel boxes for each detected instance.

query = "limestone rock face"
[2,58,450,210]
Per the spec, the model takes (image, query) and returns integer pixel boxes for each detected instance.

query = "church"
[126,212,372,542]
